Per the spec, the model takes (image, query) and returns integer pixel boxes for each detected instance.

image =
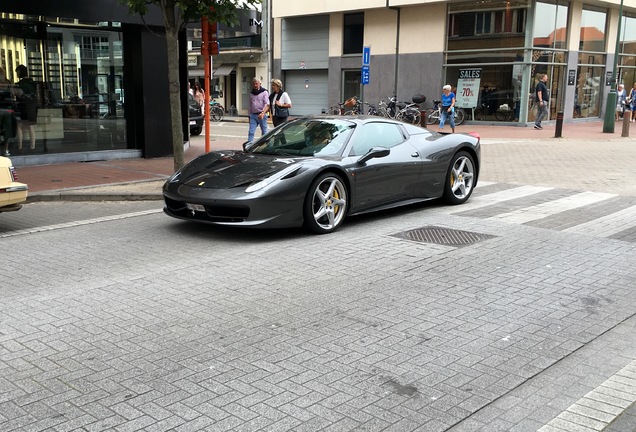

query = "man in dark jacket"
[534,74,549,130]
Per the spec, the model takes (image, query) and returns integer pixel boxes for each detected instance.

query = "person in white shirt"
[269,79,292,127]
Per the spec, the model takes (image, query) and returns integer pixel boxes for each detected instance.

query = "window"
[350,123,404,156]
[579,8,606,52]
[532,2,569,49]
[343,13,363,55]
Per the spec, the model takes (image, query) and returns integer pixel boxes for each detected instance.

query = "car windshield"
[248,118,355,157]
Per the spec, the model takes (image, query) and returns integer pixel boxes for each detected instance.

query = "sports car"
[163,116,480,234]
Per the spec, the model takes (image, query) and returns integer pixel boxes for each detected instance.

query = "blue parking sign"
[361,65,370,85]
[362,46,371,66]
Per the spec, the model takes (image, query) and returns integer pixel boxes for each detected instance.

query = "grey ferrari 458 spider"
[163,116,480,234]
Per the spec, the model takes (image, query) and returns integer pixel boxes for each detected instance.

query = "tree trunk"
[164,28,185,171]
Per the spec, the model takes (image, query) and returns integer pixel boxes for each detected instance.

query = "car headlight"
[167,171,182,183]
[245,165,300,193]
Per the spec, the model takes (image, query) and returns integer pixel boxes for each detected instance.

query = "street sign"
[362,46,370,66]
[361,65,370,85]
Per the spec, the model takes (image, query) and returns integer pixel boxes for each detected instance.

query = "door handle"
[411,152,419,157]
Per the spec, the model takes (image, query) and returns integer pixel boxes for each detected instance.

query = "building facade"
[272,0,636,125]
[0,0,190,164]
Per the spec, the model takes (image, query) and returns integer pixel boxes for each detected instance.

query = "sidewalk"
[17,118,636,202]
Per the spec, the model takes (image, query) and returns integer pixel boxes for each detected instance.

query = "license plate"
[189,120,196,125]
[186,203,205,212]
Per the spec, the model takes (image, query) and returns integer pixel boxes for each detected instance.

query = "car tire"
[442,151,476,205]
[304,172,348,234]
[190,126,202,136]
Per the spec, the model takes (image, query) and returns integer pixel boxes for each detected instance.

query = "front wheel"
[443,151,476,205]
[454,109,465,125]
[304,173,348,234]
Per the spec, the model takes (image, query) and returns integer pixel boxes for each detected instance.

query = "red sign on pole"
[201,17,219,56]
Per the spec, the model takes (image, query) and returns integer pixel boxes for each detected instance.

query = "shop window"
[0,17,127,154]
[343,13,363,55]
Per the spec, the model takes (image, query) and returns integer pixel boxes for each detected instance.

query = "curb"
[26,193,164,203]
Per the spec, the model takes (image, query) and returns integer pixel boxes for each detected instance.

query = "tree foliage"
[121,0,261,171]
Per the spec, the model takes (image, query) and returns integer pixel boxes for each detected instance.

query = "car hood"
[177,151,302,189]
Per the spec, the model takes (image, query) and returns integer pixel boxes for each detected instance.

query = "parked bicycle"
[425,99,465,126]
[396,102,421,125]
[209,101,224,121]
[327,96,361,115]
[472,102,489,121]
[494,97,515,122]
[373,96,420,124]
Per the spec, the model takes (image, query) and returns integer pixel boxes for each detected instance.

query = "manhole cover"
[393,226,495,247]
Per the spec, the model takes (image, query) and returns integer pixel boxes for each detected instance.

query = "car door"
[347,122,422,211]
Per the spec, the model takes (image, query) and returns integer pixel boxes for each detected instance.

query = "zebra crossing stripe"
[489,191,616,224]
[450,185,554,213]
[564,204,636,236]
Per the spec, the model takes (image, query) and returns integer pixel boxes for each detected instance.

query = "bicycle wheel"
[473,106,488,121]
[425,108,439,124]
[211,106,224,121]
[495,109,513,122]
[327,106,342,115]
[404,109,421,125]
[454,109,465,125]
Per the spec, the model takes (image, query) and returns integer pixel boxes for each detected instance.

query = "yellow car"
[0,156,28,212]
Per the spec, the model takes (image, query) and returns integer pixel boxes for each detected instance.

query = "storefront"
[0,1,188,164]
[274,0,633,125]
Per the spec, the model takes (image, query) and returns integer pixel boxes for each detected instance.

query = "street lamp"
[603,0,624,133]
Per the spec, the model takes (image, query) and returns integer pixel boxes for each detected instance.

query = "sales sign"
[456,68,481,108]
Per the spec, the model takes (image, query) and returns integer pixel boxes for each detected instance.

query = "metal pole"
[603,0,624,133]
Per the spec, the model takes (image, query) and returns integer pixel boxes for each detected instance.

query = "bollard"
[622,113,630,137]
[554,111,564,138]
[421,110,427,128]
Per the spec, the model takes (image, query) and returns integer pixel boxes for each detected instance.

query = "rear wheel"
[405,109,421,125]
[190,126,202,136]
[211,106,224,121]
[425,108,439,124]
[304,173,348,234]
[327,106,342,115]
[443,151,476,205]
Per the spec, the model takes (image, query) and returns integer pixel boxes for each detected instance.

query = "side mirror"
[357,147,390,164]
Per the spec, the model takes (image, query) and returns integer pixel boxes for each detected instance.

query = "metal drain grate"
[393,226,495,247]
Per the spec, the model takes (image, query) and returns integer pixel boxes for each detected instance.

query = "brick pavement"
[2,186,636,431]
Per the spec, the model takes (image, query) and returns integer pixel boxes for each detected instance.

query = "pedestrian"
[248,77,269,142]
[438,84,456,133]
[616,83,627,121]
[192,82,205,114]
[534,74,549,129]
[629,82,636,122]
[14,64,37,152]
[269,78,292,127]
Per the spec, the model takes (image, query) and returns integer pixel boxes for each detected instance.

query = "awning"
[213,64,236,76]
